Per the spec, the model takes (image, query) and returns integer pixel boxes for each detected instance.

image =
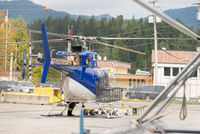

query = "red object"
[44,7,50,11]
[68,28,72,44]
[153,92,155,96]
[6,85,11,88]
[68,28,72,36]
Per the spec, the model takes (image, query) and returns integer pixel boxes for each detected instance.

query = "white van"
[11,81,35,93]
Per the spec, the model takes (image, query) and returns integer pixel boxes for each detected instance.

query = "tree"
[28,14,200,75]
[11,16,30,72]
[0,10,19,71]
[31,66,61,84]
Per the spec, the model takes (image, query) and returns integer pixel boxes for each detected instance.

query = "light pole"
[51,49,55,58]
[148,0,161,85]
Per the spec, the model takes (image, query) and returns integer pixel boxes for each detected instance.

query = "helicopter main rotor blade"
[0,39,65,45]
[12,27,193,41]
[100,37,193,40]
[94,41,145,55]
[12,27,67,37]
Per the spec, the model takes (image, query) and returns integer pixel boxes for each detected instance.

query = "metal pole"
[9,52,13,80]
[14,44,17,72]
[153,13,158,85]
[28,31,32,80]
[67,25,72,52]
[80,110,84,134]
[5,9,8,71]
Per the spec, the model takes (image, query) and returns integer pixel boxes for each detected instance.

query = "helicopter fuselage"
[47,61,111,102]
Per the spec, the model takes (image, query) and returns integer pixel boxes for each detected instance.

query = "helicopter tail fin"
[22,52,26,79]
[41,22,51,83]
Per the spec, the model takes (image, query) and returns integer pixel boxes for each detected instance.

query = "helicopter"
[14,20,148,117]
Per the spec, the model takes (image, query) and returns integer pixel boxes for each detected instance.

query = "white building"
[152,50,200,99]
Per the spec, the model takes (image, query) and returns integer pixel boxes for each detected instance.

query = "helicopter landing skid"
[41,101,71,117]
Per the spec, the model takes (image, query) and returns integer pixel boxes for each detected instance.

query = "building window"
[133,79,136,86]
[129,79,132,87]
[164,67,170,76]
[141,79,145,84]
[137,79,140,84]
[173,68,179,76]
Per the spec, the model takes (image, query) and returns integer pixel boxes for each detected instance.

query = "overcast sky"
[31,0,198,19]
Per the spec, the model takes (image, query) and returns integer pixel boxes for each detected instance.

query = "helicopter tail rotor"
[41,22,51,83]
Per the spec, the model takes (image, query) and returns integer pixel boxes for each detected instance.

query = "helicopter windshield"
[95,69,115,89]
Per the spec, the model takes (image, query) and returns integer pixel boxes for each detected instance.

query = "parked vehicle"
[41,82,60,88]
[126,84,165,100]
[11,81,35,93]
[0,80,15,92]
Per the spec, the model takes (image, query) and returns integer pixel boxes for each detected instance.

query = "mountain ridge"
[0,0,112,24]
[0,0,199,30]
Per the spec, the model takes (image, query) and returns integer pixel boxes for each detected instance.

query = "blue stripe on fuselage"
[70,67,97,95]
[50,64,98,95]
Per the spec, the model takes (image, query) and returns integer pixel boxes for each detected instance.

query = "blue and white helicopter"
[26,22,145,117]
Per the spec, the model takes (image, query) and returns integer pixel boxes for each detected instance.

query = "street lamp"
[51,49,55,58]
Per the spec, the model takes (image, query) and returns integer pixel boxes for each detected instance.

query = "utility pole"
[14,44,17,72]
[149,0,159,85]
[5,9,8,71]
[9,52,13,80]
[28,31,32,80]
[153,9,158,85]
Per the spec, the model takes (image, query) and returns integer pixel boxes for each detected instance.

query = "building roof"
[97,60,131,69]
[114,74,152,80]
[152,50,197,64]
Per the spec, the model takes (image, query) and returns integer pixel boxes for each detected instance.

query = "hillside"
[0,0,199,30]
[0,0,111,24]
[164,6,199,30]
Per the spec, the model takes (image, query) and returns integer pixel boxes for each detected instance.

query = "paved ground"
[0,101,200,134]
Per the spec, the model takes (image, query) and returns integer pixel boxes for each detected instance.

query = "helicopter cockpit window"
[85,55,90,67]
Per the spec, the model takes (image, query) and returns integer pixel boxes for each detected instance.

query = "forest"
[1,8,200,82]
[28,15,200,74]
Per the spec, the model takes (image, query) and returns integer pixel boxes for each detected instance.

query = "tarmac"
[0,101,200,134]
